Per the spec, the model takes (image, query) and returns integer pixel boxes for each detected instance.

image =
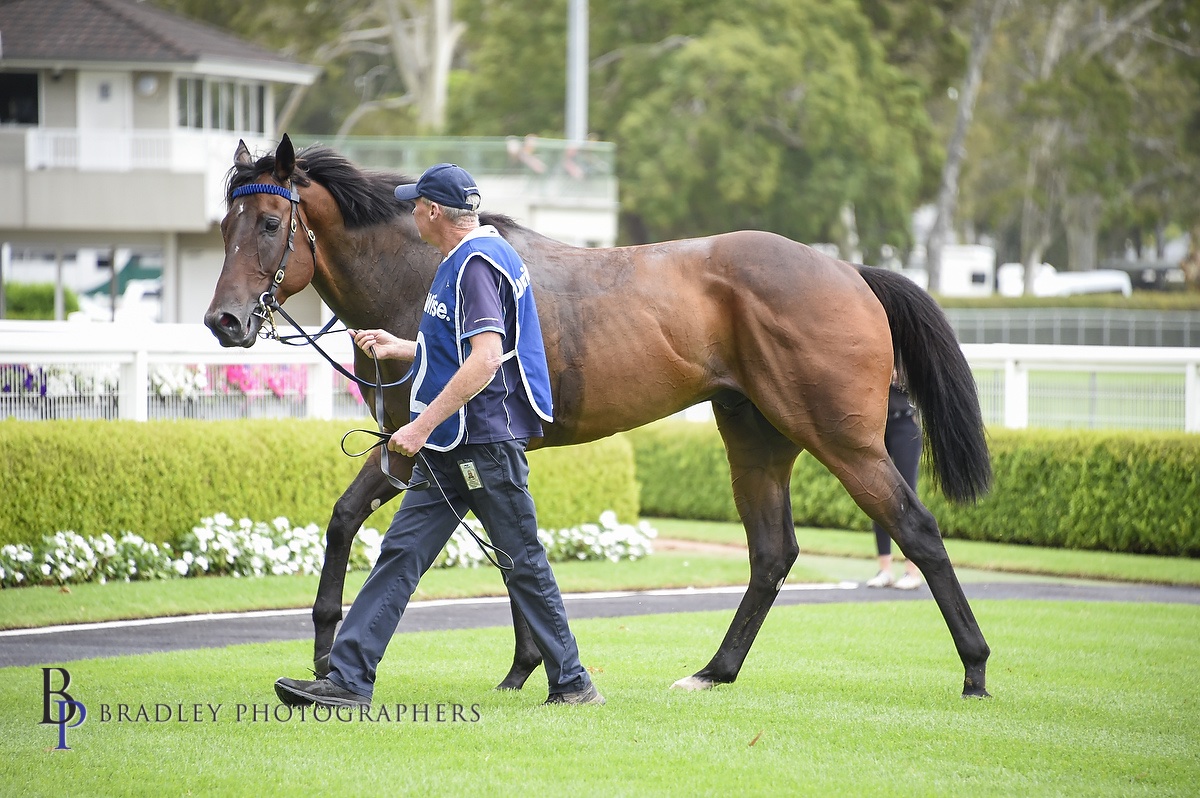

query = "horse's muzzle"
[204,309,259,348]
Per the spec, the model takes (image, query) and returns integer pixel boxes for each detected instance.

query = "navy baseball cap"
[393,163,481,210]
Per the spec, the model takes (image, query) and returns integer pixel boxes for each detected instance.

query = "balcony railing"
[21,128,271,174]
[290,135,617,202]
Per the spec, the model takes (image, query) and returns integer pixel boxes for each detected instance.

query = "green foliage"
[527,436,639,534]
[3,282,80,319]
[612,1,925,250]
[628,421,1200,556]
[450,0,929,251]
[0,420,637,547]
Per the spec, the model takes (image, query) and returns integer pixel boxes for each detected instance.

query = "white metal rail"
[1,323,1198,431]
[961,343,1200,432]
[0,321,354,422]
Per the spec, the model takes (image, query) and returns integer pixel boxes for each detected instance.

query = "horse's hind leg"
[819,445,991,697]
[495,597,544,690]
[673,396,801,690]
[313,453,401,677]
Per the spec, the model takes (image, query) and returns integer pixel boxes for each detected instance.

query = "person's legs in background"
[867,410,923,589]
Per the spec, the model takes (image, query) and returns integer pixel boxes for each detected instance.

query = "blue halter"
[229,181,314,329]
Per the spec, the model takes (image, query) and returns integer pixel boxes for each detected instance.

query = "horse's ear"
[274,134,296,182]
[234,139,252,165]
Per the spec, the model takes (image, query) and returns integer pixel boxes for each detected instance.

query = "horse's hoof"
[313,654,331,679]
[494,683,523,692]
[671,675,715,691]
[962,673,990,698]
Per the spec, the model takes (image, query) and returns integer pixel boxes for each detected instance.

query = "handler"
[275,163,602,707]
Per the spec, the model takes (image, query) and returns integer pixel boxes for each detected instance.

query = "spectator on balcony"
[506,134,546,174]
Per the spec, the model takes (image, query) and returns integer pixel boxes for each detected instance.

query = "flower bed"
[0,511,656,588]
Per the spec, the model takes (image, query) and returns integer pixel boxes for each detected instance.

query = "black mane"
[226,145,520,234]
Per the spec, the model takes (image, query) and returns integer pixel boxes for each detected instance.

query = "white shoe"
[865,570,895,588]
[895,572,923,590]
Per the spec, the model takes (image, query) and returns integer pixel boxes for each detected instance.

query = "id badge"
[458,459,483,490]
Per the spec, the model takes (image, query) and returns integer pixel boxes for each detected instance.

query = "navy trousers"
[327,438,590,699]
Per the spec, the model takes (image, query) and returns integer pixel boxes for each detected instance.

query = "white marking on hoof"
[775,577,785,591]
[370,499,381,511]
[671,675,714,691]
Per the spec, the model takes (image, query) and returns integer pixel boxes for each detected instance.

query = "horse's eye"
[264,218,281,234]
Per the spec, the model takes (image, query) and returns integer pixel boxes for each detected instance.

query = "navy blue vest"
[411,226,554,451]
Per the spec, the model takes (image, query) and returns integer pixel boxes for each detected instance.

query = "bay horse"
[205,135,993,697]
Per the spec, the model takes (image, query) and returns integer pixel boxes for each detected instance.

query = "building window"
[177,77,203,128]
[238,84,265,134]
[176,77,265,134]
[0,73,39,125]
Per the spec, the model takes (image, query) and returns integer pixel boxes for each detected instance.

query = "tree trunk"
[1062,192,1102,271]
[926,0,1009,293]
[1020,1,1078,295]
[1181,221,1200,290]
[1020,120,1061,292]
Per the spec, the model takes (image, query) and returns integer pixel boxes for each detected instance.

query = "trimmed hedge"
[0,420,638,547]
[3,282,80,319]
[628,421,1200,557]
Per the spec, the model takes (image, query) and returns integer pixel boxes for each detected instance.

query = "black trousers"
[873,410,921,557]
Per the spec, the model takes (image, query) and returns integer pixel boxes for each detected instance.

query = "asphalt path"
[2,580,1198,669]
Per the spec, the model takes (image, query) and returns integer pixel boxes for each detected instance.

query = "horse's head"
[205,134,317,347]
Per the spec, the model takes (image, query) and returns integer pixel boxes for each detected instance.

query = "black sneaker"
[544,682,606,706]
[274,677,370,707]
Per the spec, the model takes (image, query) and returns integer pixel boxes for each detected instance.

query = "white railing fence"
[0,321,365,422]
[961,343,1200,432]
[2,323,1198,432]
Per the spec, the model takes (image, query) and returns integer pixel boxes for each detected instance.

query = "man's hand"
[388,332,504,456]
[387,422,430,457]
[350,329,415,361]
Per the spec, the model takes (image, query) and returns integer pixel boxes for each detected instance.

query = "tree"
[951,0,1200,291]
[615,11,924,251]
[151,0,464,135]
[925,0,1011,293]
[451,0,930,250]
[1010,0,1179,291]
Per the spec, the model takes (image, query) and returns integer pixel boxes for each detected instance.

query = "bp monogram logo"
[41,667,87,750]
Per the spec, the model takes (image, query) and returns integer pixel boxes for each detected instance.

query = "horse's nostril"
[219,313,240,330]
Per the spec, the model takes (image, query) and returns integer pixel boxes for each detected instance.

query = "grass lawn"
[4,601,1198,796]
[651,518,1200,587]
[0,550,762,631]
[4,518,1199,631]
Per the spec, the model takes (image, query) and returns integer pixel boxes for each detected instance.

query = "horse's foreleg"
[674,398,801,691]
[312,452,401,677]
[494,596,543,690]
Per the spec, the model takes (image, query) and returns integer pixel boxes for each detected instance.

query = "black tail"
[857,266,991,503]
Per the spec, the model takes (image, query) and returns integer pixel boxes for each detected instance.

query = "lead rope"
[340,349,514,572]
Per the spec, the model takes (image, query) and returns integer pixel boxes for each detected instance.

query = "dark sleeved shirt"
[457,255,544,443]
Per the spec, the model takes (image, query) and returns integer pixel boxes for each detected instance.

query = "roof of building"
[0,0,316,80]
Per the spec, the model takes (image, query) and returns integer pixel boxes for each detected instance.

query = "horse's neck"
[316,221,435,334]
